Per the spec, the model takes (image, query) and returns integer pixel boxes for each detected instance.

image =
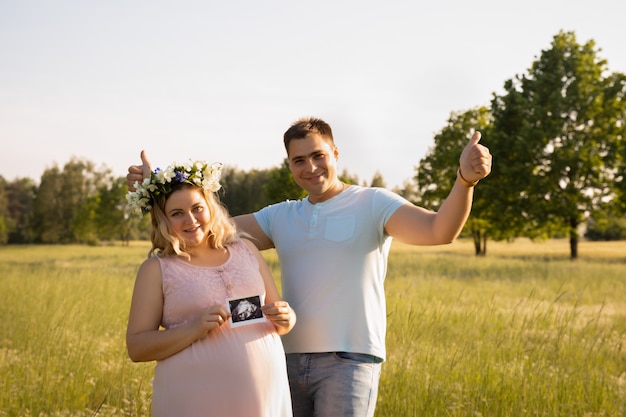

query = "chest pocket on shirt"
[324,215,356,242]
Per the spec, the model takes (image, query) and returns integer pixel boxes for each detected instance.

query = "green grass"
[381,239,626,416]
[0,243,153,417]
[0,239,624,416]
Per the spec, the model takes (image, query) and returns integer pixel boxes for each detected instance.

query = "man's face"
[287,133,340,199]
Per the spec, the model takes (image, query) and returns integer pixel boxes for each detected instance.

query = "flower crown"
[126,160,223,214]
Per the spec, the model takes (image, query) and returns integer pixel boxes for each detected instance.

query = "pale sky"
[2,1,625,189]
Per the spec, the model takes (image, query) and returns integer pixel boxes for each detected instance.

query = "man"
[127,117,492,417]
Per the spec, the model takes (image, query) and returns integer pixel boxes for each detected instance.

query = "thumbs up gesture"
[458,131,492,186]
[126,150,154,191]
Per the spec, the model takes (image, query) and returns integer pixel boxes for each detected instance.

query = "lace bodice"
[157,239,265,329]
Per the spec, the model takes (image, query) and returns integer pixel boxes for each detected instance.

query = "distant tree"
[4,177,36,243]
[264,159,307,204]
[94,177,129,241]
[73,193,99,245]
[393,179,421,203]
[66,159,109,243]
[585,214,626,241]
[338,169,360,186]
[30,166,63,243]
[370,171,386,188]
[0,177,8,244]
[30,158,109,243]
[609,72,626,214]
[91,176,152,244]
[490,31,626,259]
[121,202,151,244]
[220,166,273,215]
[0,217,6,245]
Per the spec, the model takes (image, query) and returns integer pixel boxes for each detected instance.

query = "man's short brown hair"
[283,117,334,153]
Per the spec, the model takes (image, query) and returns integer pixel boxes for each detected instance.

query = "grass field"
[0,239,624,416]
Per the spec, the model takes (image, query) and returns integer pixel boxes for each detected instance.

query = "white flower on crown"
[126,160,223,214]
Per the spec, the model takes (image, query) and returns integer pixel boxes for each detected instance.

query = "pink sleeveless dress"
[151,240,292,417]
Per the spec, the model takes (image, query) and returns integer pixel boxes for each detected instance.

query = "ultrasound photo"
[227,295,266,327]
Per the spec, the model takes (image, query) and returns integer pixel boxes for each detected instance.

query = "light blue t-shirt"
[254,185,407,361]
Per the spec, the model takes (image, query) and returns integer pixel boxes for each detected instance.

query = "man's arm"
[385,131,491,246]
[235,214,275,251]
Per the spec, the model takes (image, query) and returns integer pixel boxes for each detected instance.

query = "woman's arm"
[125,257,228,362]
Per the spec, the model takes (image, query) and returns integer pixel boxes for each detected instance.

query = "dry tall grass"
[0,239,624,416]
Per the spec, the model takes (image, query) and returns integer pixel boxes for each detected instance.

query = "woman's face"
[164,187,211,248]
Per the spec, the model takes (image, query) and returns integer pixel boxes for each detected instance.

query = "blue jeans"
[286,352,382,417]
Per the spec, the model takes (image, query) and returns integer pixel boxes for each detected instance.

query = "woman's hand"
[262,301,296,335]
[191,304,231,338]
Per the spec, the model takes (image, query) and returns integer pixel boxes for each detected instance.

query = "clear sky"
[2,1,625,189]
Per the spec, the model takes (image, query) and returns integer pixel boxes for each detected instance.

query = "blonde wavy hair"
[148,183,239,259]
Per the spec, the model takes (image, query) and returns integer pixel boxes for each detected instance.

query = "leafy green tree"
[62,174,132,244]
[393,179,420,203]
[0,217,7,244]
[415,106,493,255]
[120,203,151,244]
[0,176,8,244]
[4,178,37,243]
[490,31,626,258]
[264,159,308,204]
[73,193,99,245]
[370,171,386,188]
[339,169,360,186]
[585,214,626,241]
[220,166,273,215]
[488,76,543,242]
[30,166,63,243]
[94,177,129,241]
[606,72,626,214]
[31,158,108,243]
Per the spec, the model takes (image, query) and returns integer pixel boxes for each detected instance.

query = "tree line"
[0,156,380,247]
[1,31,625,258]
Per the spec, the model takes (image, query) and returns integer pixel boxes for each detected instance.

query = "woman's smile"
[165,188,212,246]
